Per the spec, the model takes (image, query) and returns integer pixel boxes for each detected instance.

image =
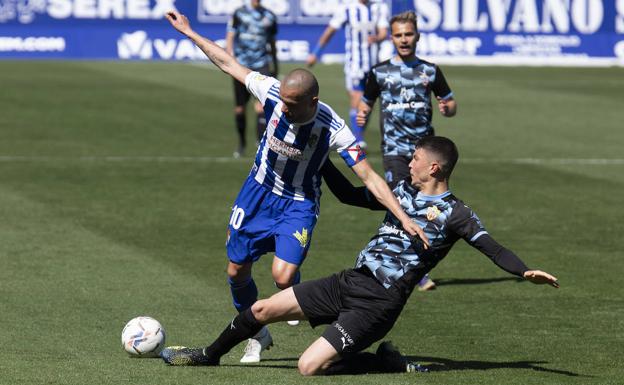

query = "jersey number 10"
[229,205,245,229]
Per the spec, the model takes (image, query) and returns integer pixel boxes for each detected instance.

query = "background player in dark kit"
[226,0,278,157]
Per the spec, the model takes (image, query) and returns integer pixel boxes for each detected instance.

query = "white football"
[121,316,166,357]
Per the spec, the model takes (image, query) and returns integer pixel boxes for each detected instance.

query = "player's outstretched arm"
[321,160,384,210]
[523,270,560,288]
[306,26,336,67]
[470,233,558,288]
[165,11,251,84]
[351,159,430,248]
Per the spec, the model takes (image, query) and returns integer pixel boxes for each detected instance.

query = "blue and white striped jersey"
[227,5,277,70]
[245,72,366,203]
[355,180,488,288]
[329,1,389,80]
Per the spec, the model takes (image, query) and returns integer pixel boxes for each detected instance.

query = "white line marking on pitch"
[0,156,623,165]
[462,158,624,165]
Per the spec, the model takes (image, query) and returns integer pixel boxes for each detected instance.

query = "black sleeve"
[472,234,529,277]
[362,68,381,105]
[270,13,278,36]
[321,159,385,211]
[448,202,528,277]
[231,10,241,29]
[431,65,452,99]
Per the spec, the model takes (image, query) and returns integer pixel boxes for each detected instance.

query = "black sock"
[235,113,246,148]
[203,308,263,361]
[256,114,266,142]
[323,352,384,375]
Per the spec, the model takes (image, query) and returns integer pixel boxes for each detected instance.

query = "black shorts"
[293,267,406,355]
[233,65,271,107]
[382,155,412,187]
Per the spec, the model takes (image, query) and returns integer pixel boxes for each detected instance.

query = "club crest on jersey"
[426,206,441,221]
[418,71,430,86]
[271,119,279,127]
[293,228,309,248]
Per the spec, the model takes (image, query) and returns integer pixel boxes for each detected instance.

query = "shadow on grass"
[406,355,589,377]
[434,277,524,286]
[225,356,588,378]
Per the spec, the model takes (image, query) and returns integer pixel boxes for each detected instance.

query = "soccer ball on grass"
[121,316,166,357]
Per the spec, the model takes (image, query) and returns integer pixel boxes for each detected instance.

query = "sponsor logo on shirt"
[386,101,426,111]
[268,136,304,161]
[379,223,406,237]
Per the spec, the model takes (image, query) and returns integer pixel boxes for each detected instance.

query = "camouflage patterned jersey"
[355,179,488,289]
[362,57,453,156]
[228,5,278,70]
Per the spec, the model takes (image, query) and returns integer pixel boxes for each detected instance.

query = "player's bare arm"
[306,26,336,67]
[165,11,251,84]
[368,26,388,45]
[356,100,373,127]
[351,159,430,247]
[437,96,457,117]
[225,30,235,56]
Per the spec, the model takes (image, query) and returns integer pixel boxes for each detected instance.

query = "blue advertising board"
[0,0,622,66]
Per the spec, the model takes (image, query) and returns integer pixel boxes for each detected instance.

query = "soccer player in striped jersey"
[307,0,389,149]
[165,10,428,364]
[225,0,278,158]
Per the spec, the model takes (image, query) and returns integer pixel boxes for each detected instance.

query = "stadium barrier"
[0,0,622,66]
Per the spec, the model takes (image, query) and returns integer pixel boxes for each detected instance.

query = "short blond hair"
[390,10,418,31]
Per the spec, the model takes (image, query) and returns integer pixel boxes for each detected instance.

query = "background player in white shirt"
[165,10,428,364]
[307,0,389,149]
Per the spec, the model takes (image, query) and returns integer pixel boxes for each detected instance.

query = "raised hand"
[165,11,192,35]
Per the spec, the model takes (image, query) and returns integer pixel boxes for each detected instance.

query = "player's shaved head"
[282,68,319,100]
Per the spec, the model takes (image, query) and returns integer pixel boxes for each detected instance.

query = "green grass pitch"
[0,61,623,385]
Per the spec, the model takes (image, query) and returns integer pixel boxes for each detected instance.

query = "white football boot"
[240,326,273,363]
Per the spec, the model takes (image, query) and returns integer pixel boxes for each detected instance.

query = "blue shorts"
[345,74,367,92]
[226,176,318,266]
